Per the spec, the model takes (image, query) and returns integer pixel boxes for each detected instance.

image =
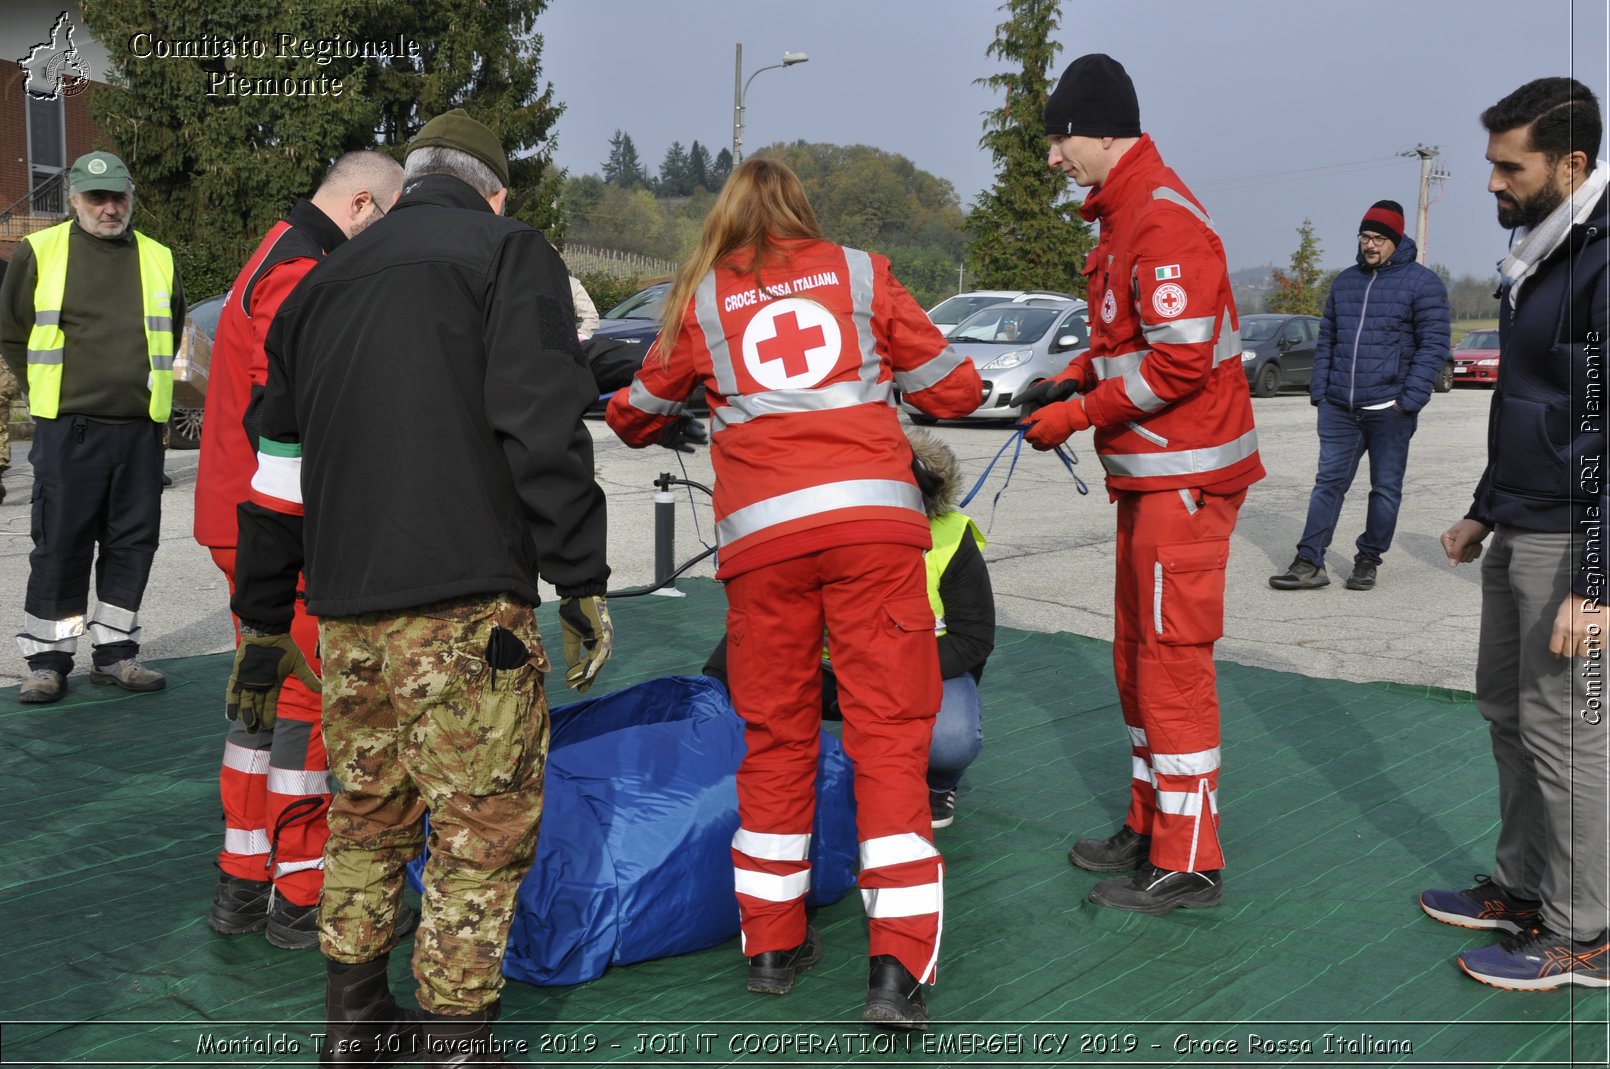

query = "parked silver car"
[902,299,1089,423]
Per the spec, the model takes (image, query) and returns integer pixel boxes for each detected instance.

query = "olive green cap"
[407,109,509,187]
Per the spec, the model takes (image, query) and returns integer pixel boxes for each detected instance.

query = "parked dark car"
[1240,314,1320,397]
[585,281,708,414]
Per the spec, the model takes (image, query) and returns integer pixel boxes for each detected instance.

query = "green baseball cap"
[69,151,132,193]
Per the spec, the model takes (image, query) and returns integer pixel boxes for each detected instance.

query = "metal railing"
[0,171,69,238]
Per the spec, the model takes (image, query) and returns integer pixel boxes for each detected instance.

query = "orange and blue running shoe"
[1457,925,1609,990]
[1420,875,1541,933]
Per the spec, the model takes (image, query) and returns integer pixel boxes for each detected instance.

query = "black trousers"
[22,416,163,671]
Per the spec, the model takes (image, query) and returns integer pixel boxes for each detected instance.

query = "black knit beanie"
[1359,200,1406,244]
[1043,53,1141,137]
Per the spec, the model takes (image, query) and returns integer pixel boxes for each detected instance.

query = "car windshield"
[603,284,668,321]
[1458,330,1501,351]
[950,306,1061,344]
[930,295,1011,328]
[189,294,226,337]
[1239,317,1286,345]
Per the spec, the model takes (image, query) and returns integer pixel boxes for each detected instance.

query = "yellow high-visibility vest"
[22,220,176,422]
[924,510,985,635]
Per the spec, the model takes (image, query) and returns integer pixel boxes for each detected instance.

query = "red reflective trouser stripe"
[211,547,329,906]
[726,543,944,983]
[1112,488,1245,873]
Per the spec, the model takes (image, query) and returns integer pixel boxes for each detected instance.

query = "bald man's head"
[313,150,404,239]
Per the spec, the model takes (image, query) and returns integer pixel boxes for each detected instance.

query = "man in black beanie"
[1270,198,1449,594]
[1016,53,1264,915]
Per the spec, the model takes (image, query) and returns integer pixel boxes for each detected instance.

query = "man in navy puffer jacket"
[1270,200,1450,591]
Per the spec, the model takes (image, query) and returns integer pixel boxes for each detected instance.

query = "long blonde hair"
[656,157,824,365]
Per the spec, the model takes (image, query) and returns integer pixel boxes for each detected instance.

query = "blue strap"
[958,426,1089,526]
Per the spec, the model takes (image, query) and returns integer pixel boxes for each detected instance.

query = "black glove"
[226,632,321,733]
[658,414,708,453]
[1015,378,1080,414]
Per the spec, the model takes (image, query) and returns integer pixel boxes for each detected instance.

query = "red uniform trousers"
[726,543,944,983]
[210,547,330,907]
[1112,487,1245,873]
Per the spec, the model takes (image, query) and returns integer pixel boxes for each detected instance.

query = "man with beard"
[1423,77,1608,991]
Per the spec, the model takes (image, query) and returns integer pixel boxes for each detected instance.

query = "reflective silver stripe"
[223,741,272,775]
[1121,367,1165,413]
[1153,561,1165,635]
[1132,756,1155,786]
[843,247,881,389]
[17,633,79,656]
[34,311,61,326]
[1153,186,1214,230]
[712,379,891,431]
[90,601,139,631]
[224,827,272,856]
[1152,747,1221,777]
[26,347,64,365]
[894,345,969,394]
[861,881,942,919]
[1101,428,1260,479]
[1143,315,1216,345]
[1127,725,1148,747]
[1178,489,1199,515]
[734,867,811,902]
[88,620,142,647]
[627,377,686,417]
[1213,323,1242,367]
[1156,787,1218,816]
[23,613,85,640]
[733,829,811,862]
[859,833,938,872]
[1125,420,1169,447]
[717,479,923,545]
[268,767,334,796]
[274,858,325,878]
[150,355,175,372]
[146,316,172,332]
[694,271,739,397]
[1090,348,1149,381]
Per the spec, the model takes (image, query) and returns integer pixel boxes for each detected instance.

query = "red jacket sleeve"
[872,260,982,418]
[605,314,700,448]
[244,259,317,387]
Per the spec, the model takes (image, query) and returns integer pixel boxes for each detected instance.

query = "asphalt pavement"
[0,387,1494,691]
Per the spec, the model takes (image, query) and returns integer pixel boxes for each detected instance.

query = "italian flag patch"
[1155,264,1182,281]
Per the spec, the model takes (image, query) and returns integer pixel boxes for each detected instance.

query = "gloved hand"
[1014,377,1080,414]
[659,414,708,453]
[559,595,614,692]
[1023,398,1091,451]
[226,632,321,733]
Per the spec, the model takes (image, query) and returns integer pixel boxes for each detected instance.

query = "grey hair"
[403,146,503,196]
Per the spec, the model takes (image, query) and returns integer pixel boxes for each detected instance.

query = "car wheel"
[168,404,203,450]
[908,413,939,427]
[1253,361,1281,398]
[1433,361,1454,393]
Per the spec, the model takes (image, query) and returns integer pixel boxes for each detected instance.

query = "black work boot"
[1068,825,1150,872]
[1088,863,1224,915]
[862,954,929,1030]
[320,954,420,1067]
[746,925,822,995]
[420,1001,511,1067]
[1345,560,1378,590]
[208,872,271,935]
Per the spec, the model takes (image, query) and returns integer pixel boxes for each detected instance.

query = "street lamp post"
[732,43,809,164]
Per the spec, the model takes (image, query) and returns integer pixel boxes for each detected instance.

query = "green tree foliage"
[602,130,649,188]
[686,142,712,194]
[657,141,691,195]
[1265,219,1327,316]
[80,0,564,297]
[710,147,734,187]
[968,0,1093,297]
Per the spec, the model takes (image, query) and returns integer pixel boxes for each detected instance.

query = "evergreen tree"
[658,141,690,195]
[80,0,565,296]
[967,0,1092,296]
[710,147,734,187]
[1265,219,1327,315]
[602,130,648,188]
[687,141,712,193]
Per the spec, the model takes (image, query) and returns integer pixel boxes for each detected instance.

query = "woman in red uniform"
[607,159,980,1028]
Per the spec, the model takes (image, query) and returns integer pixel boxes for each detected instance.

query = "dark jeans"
[1296,401,1418,568]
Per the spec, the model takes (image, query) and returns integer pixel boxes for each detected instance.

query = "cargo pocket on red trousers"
[1153,538,1229,646]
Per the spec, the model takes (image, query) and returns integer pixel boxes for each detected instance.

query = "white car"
[926,289,1078,333]
[903,299,1089,423]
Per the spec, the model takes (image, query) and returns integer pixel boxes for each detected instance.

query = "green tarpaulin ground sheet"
[2,579,1605,1067]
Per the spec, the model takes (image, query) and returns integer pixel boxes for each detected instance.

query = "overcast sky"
[539,0,1609,281]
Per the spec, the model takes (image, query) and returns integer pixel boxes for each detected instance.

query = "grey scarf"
[1500,159,1609,307]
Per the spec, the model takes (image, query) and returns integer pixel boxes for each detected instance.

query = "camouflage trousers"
[317,592,550,1015]
[0,361,17,470]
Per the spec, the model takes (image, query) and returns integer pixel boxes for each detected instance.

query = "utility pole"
[1400,144,1447,265]
[732,43,743,164]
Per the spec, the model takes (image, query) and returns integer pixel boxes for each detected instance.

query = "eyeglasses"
[1357,233,1393,246]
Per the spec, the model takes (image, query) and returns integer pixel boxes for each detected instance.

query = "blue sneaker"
[1457,925,1609,990]
[1420,875,1540,933]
